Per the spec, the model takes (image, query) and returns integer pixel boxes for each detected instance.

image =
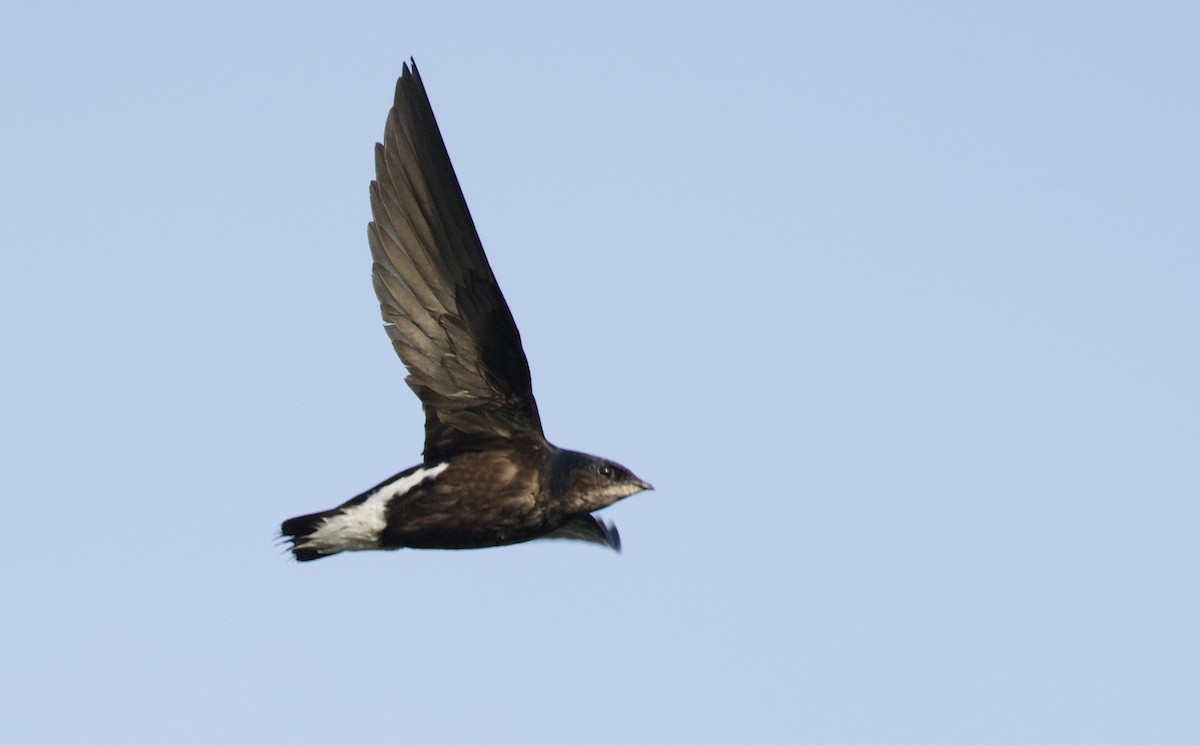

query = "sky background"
[2,1,1198,743]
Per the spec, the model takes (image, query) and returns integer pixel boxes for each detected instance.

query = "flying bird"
[279,61,652,561]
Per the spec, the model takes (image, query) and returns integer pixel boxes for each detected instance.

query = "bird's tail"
[279,509,342,562]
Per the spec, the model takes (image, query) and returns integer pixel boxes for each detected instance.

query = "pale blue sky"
[2,2,1198,743]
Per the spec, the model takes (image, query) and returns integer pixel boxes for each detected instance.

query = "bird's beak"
[635,479,654,492]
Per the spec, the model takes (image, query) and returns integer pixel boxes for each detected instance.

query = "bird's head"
[549,449,653,513]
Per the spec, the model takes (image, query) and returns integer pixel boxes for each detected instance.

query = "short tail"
[279,509,342,562]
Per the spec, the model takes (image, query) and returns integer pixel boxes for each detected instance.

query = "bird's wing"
[369,60,544,460]
[540,515,622,552]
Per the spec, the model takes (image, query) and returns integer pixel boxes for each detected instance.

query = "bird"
[279,60,652,561]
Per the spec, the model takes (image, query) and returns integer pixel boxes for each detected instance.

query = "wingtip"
[606,520,622,553]
[401,57,421,83]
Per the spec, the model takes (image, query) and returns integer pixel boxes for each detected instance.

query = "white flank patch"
[299,462,449,553]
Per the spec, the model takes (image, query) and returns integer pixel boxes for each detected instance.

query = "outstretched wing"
[369,61,544,460]
[541,515,622,552]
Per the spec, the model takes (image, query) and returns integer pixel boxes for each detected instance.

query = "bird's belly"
[382,503,552,549]
[380,463,553,549]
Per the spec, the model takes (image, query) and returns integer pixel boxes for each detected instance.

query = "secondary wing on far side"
[369,61,545,461]
[541,515,622,551]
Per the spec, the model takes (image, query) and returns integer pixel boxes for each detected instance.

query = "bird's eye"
[597,464,615,479]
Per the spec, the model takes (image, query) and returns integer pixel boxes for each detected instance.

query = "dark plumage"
[279,61,651,561]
